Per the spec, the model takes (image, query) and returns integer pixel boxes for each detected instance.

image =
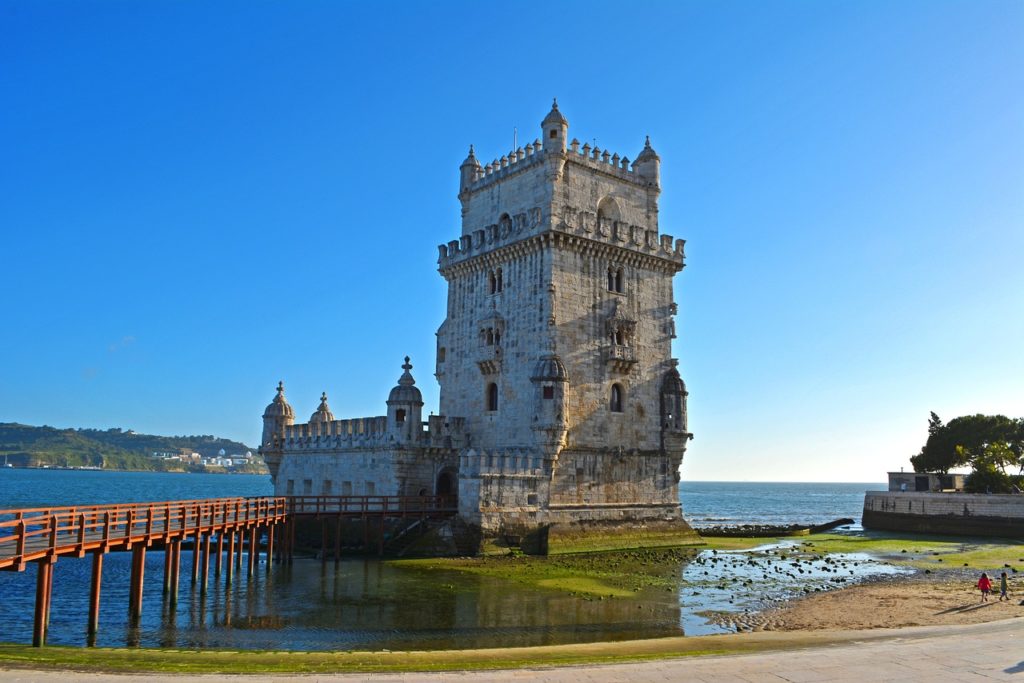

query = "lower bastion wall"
[862,491,1024,539]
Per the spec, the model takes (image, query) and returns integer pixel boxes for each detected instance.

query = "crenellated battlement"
[281,416,390,450]
[437,210,685,273]
[271,413,470,454]
[459,449,548,478]
[463,136,654,196]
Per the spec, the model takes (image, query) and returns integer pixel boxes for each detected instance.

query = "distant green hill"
[0,423,265,473]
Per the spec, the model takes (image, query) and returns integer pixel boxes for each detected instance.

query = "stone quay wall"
[862,491,1024,539]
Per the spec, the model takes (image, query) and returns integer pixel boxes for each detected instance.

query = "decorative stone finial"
[320,391,328,404]
[403,356,412,371]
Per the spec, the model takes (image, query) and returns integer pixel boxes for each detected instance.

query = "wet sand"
[759,572,1023,631]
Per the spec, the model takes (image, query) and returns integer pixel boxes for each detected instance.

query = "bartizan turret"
[386,357,424,443]
[260,381,295,479]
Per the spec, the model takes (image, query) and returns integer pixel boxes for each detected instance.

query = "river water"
[0,470,892,649]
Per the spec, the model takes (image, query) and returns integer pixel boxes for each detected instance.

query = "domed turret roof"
[387,357,423,405]
[263,381,295,419]
[661,367,687,395]
[309,392,334,424]
[541,98,568,127]
[636,135,660,162]
[461,144,479,168]
[531,354,569,382]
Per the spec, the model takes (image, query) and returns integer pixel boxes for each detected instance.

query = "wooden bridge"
[0,495,456,647]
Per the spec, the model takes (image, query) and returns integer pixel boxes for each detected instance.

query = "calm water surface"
[0,470,891,649]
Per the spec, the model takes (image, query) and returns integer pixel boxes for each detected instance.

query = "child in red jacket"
[978,573,992,602]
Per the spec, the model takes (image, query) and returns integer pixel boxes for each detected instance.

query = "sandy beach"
[752,572,1023,631]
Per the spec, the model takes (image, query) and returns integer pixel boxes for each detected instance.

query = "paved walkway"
[2,618,1022,682]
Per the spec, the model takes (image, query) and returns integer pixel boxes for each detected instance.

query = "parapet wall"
[275,415,468,452]
[862,491,1024,539]
[466,138,651,195]
[437,211,685,273]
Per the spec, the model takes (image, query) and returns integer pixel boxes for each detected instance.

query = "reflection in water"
[0,552,691,650]
[0,546,906,650]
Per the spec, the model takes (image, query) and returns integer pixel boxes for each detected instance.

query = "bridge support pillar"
[266,524,275,571]
[235,529,244,569]
[87,552,103,640]
[225,531,235,586]
[334,517,342,566]
[247,527,257,577]
[128,545,146,620]
[200,532,211,594]
[191,531,200,585]
[32,559,54,647]
[162,546,172,594]
[215,532,224,576]
[169,539,181,604]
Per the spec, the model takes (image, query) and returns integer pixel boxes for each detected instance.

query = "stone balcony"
[604,344,637,374]
[477,346,502,375]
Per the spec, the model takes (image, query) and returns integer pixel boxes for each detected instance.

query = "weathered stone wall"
[862,491,1024,539]
[274,449,456,498]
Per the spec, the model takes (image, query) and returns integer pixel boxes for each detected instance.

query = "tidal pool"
[0,544,910,649]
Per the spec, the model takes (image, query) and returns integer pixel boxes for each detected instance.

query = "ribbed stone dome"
[387,357,423,405]
[541,99,568,127]
[309,392,334,424]
[636,136,660,162]
[661,367,687,395]
[531,354,569,382]
[263,381,295,419]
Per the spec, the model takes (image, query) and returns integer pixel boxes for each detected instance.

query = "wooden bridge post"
[225,530,235,586]
[191,507,201,585]
[32,559,54,647]
[128,545,146,620]
[87,551,103,639]
[163,545,172,594]
[215,532,224,576]
[169,539,181,604]
[334,516,342,566]
[321,518,328,565]
[247,527,257,576]
[266,524,275,572]
[200,532,211,594]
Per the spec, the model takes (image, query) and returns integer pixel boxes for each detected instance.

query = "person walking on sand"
[978,573,992,602]
[999,571,1009,601]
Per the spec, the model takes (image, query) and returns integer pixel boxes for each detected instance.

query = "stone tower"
[437,101,692,537]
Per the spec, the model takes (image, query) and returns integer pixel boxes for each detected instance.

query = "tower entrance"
[436,468,457,504]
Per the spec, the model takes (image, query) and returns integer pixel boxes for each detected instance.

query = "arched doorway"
[436,468,458,505]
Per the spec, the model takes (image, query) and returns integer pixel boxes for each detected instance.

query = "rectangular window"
[542,386,554,400]
[322,479,333,494]
[365,481,376,495]
[303,479,312,495]
[342,481,352,495]
[286,479,295,495]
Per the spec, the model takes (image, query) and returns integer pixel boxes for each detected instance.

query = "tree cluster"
[910,412,1024,493]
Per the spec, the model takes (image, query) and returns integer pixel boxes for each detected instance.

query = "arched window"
[494,329,501,346]
[486,329,494,346]
[496,267,503,292]
[610,384,624,413]
[395,409,406,424]
[486,383,499,411]
[489,271,497,294]
[607,268,615,291]
[615,328,625,345]
[615,267,624,293]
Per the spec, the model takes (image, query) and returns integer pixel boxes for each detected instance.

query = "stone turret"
[541,98,568,153]
[309,392,334,425]
[530,354,569,460]
[261,381,295,447]
[459,145,480,196]
[633,136,661,188]
[387,357,423,442]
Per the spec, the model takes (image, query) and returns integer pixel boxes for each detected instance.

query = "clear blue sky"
[1,1,1021,482]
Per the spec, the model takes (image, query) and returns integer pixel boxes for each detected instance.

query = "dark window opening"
[489,271,497,294]
[542,386,554,400]
[494,330,501,346]
[549,129,557,139]
[610,384,624,413]
[615,268,624,293]
[486,382,499,411]
[395,409,406,423]
[438,347,446,362]
[607,268,615,291]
